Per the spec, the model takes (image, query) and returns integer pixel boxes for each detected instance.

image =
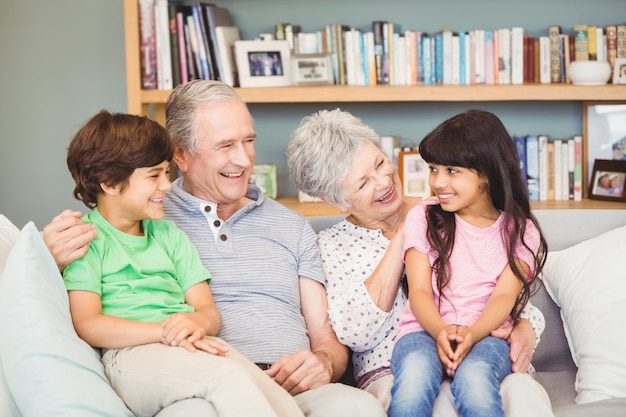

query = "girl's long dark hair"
[418,109,547,321]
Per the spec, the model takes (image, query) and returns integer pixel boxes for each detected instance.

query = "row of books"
[139,0,239,90]
[515,134,583,202]
[276,22,626,87]
[573,24,625,69]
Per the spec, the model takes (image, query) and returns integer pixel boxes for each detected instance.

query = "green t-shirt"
[63,209,212,323]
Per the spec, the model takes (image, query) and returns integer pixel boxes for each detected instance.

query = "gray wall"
[0,0,621,228]
[0,1,126,229]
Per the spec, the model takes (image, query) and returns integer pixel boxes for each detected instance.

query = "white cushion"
[541,225,626,404]
[0,215,19,274]
[0,215,21,417]
[0,222,133,417]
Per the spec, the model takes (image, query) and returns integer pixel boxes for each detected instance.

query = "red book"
[139,0,157,89]
[524,36,535,83]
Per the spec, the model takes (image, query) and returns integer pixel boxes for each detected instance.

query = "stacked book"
[139,0,240,89]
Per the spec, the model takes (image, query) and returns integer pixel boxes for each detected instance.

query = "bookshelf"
[123,0,626,215]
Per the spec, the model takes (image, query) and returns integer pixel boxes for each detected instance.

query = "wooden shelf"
[276,196,626,217]
[133,84,626,110]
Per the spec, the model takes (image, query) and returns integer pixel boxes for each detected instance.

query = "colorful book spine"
[587,25,598,60]
[434,32,444,84]
[567,138,576,200]
[539,36,551,84]
[561,140,570,200]
[553,139,563,200]
[484,30,495,85]
[538,135,549,201]
[573,135,583,201]
[498,28,511,84]
[547,141,555,200]
[606,25,618,71]
[513,136,528,185]
[422,35,433,85]
[526,135,540,201]
[139,0,157,89]
[451,34,460,85]
[511,27,525,85]
[176,9,189,84]
[548,25,562,83]
[442,30,453,85]
[372,21,385,84]
[618,25,626,60]
[573,24,589,61]
[459,32,467,85]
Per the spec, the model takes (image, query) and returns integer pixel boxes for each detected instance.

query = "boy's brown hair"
[67,110,174,209]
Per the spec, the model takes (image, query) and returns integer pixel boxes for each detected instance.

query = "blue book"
[434,32,443,84]
[459,32,466,85]
[422,35,432,85]
[526,135,540,201]
[513,135,528,185]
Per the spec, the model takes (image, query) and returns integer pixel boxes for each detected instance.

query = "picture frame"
[583,102,626,196]
[612,58,626,85]
[588,159,626,202]
[291,54,334,86]
[251,164,277,199]
[234,40,292,88]
[398,150,431,198]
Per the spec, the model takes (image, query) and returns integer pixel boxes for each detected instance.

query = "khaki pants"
[102,337,303,417]
[295,382,386,417]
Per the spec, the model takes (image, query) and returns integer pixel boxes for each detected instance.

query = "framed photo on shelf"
[398,150,431,198]
[588,159,626,202]
[612,58,626,85]
[291,54,334,86]
[251,163,277,199]
[583,102,626,197]
[234,40,292,88]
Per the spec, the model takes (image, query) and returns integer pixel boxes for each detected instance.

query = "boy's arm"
[68,290,162,348]
[161,281,226,355]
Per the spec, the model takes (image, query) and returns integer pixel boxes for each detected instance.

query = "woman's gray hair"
[286,109,382,207]
[165,80,246,153]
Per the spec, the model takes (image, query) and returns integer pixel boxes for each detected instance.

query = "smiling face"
[98,160,172,235]
[340,142,404,224]
[428,163,497,221]
[174,100,256,218]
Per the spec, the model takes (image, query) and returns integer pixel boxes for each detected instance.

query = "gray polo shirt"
[164,178,324,363]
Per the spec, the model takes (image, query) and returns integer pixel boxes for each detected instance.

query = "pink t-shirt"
[396,204,540,341]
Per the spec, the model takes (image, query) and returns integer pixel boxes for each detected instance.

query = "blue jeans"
[389,330,512,417]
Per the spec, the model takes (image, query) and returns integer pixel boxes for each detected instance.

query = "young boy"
[62,110,302,417]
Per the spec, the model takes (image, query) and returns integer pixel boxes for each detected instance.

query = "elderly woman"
[286,109,553,416]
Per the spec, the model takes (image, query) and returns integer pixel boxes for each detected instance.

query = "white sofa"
[1,209,626,416]
[307,209,626,417]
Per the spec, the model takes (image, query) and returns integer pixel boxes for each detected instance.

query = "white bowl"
[568,61,612,85]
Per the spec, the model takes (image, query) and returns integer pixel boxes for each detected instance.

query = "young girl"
[62,110,302,417]
[388,109,548,417]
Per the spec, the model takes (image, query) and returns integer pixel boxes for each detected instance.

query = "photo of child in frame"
[593,171,625,197]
